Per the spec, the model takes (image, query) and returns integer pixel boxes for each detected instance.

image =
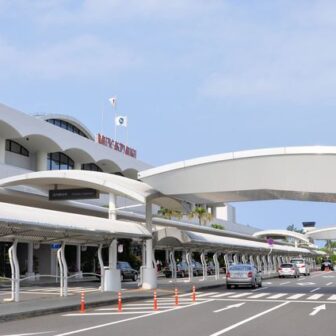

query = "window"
[46,119,88,138]
[5,140,29,157]
[81,163,103,172]
[47,152,74,170]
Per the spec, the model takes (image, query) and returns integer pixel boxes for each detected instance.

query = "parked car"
[278,263,300,278]
[321,259,334,271]
[117,261,138,281]
[290,258,310,276]
[226,264,262,289]
[163,261,189,278]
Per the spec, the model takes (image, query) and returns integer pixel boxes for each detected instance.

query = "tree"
[211,223,225,230]
[287,224,304,234]
[157,207,182,220]
[188,206,213,225]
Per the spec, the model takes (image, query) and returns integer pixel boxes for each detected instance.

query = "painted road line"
[267,293,288,299]
[251,286,269,292]
[310,288,320,293]
[96,307,179,311]
[197,292,219,297]
[209,302,290,336]
[0,332,56,336]
[307,294,324,300]
[65,312,153,316]
[120,303,186,307]
[212,293,233,298]
[287,294,305,300]
[179,292,200,297]
[280,282,290,285]
[327,295,336,300]
[59,299,213,336]
[309,304,326,316]
[213,302,245,313]
[326,282,333,286]
[248,293,270,299]
[229,293,252,298]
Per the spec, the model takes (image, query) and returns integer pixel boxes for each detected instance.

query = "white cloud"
[0,35,139,80]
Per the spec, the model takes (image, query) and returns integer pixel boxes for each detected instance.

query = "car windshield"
[291,259,304,264]
[229,265,252,271]
[117,262,131,269]
[281,264,294,268]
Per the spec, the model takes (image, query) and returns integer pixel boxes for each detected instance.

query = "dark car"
[321,260,334,271]
[163,261,189,278]
[117,261,138,281]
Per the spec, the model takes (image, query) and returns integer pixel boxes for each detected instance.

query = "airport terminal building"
[0,102,324,300]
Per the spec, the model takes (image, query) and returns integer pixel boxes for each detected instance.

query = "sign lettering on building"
[49,188,99,201]
[96,133,137,158]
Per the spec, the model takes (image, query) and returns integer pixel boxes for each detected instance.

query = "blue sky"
[1,0,336,232]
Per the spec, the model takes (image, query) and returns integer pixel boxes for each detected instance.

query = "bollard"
[153,289,158,311]
[175,288,179,306]
[80,290,85,313]
[118,291,122,312]
[192,285,196,302]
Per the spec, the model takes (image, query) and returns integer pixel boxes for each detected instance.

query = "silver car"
[226,264,262,289]
[278,263,300,278]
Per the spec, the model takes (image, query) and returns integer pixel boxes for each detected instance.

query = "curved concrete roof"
[253,230,310,244]
[0,102,150,175]
[306,227,336,240]
[139,146,336,204]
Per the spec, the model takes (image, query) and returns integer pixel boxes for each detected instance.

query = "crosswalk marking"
[197,292,219,297]
[211,293,232,298]
[248,293,270,299]
[307,294,324,300]
[229,293,252,298]
[287,294,305,300]
[327,295,336,300]
[266,293,288,299]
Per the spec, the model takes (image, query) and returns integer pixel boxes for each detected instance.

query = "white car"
[278,263,300,278]
[290,258,310,276]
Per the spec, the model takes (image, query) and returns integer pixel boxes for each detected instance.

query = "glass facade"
[46,119,88,138]
[81,163,103,172]
[47,152,74,170]
[5,140,29,157]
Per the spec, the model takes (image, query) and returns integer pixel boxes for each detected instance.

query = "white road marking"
[228,293,252,298]
[326,282,333,286]
[248,293,270,299]
[213,302,245,313]
[297,282,315,286]
[287,294,305,300]
[309,288,320,293]
[327,295,336,300]
[59,299,213,336]
[179,292,200,297]
[251,286,269,292]
[209,302,290,336]
[0,333,54,336]
[280,282,290,285]
[211,293,232,298]
[267,293,288,299]
[307,294,324,300]
[322,275,335,278]
[65,312,153,316]
[309,304,326,316]
[96,306,179,310]
[197,292,219,297]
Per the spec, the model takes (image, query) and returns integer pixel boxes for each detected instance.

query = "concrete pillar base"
[103,268,121,292]
[142,267,157,289]
[75,271,83,279]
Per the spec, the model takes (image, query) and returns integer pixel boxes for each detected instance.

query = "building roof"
[253,229,311,244]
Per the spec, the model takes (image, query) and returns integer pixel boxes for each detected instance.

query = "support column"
[233,254,238,264]
[36,151,47,171]
[200,251,207,280]
[142,199,157,289]
[249,255,255,265]
[104,193,121,292]
[186,250,193,282]
[7,240,19,302]
[169,250,177,281]
[76,245,82,279]
[74,162,82,170]
[98,244,105,291]
[26,242,35,279]
[0,138,5,164]
[213,252,220,280]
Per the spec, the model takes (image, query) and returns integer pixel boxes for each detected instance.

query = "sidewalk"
[0,277,228,322]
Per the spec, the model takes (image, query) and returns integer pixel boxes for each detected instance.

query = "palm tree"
[188,206,213,226]
[157,207,182,220]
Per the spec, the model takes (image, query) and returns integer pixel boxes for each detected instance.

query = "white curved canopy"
[253,229,310,244]
[139,146,336,204]
[0,202,151,243]
[306,227,336,240]
[0,170,183,210]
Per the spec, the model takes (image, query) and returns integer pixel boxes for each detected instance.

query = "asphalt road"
[1,271,336,336]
